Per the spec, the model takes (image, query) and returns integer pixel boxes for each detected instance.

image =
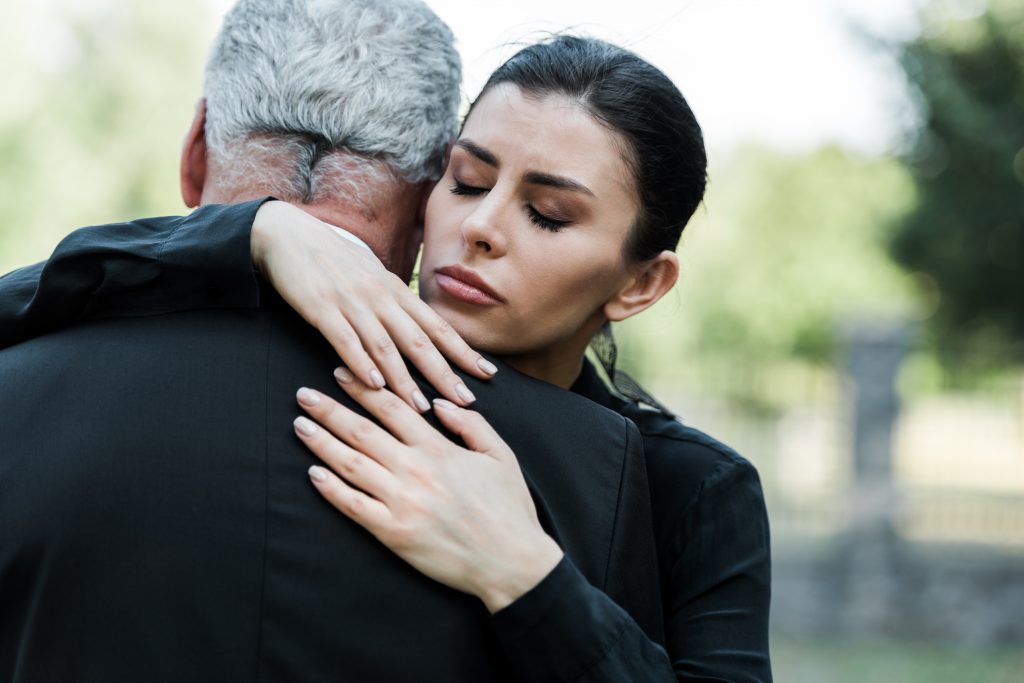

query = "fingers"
[295,387,404,470]
[307,464,391,532]
[401,293,498,383]
[293,410,396,502]
[344,305,425,408]
[324,298,476,412]
[382,306,478,408]
[318,312,386,390]
[430,399,510,459]
[331,369,440,446]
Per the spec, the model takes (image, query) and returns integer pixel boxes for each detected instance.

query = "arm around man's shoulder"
[0,199,267,350]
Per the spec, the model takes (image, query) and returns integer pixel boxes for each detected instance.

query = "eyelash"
[449,180,485,197]
[527,207,567,232]
[449,179,569,233]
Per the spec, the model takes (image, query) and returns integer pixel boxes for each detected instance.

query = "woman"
[3,36,771,681]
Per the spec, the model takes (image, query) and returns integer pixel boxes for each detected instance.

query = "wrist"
[251,200,285,277]
[478,535,564,614]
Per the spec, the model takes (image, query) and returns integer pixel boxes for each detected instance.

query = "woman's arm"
[0,200,494,407]
[0,201,262,349]
[295,375,682,682]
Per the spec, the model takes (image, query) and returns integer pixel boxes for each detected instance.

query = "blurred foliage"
[617,145,924,412]
[2,0,1018,409]
[889,0,1024,368]
[0,0,217,274]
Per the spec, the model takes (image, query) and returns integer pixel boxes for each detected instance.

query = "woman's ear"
[179,98,209,208]
[603,250,679,322]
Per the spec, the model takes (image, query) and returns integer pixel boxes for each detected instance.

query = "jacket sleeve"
[488,457,773,683]
[489,555,678,682]
[0,200,266,349]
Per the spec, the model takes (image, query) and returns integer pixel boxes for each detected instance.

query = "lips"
[435,265,504,306]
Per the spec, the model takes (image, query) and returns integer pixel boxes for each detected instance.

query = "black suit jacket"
[0,204,662,681]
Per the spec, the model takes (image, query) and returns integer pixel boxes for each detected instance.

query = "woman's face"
[419,83,640,358]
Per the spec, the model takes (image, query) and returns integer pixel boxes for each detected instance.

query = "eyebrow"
[523,171,594,197]
[455,138,595,197]
[455,139,498,167]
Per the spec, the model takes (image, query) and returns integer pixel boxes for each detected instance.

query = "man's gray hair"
[203,0,461,201]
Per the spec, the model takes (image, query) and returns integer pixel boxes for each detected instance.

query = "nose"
[460,196,508,257]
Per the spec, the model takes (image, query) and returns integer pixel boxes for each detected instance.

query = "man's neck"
[199,183,418,282]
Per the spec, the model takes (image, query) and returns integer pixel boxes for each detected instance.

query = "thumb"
[431,398,507,459]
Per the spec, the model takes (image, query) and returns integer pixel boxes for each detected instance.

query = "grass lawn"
[772,637,1024,682]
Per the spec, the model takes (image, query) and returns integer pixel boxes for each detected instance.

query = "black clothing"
[0,201,772,681]
[571,361,773,680]
[490,363,774,682]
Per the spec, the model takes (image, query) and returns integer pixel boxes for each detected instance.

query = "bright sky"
[423,0,923,155]
[201,0,926,155]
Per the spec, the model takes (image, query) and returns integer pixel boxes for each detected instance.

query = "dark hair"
[468,35,707,261]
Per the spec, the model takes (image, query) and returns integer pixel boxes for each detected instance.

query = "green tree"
[889,0,1024,365]
[617,145,922,411]
[0,0,216,273]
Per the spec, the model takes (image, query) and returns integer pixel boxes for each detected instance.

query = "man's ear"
[603,251,679,322]
[180,98,208,208]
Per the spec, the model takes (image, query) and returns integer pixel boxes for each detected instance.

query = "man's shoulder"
[467,359,633,444]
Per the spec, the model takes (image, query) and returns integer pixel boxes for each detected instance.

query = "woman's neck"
[498,321,601,389]
[501,351,585,390]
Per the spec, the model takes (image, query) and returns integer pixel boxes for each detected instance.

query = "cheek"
[422,192,459,258]
[515,242,624,317]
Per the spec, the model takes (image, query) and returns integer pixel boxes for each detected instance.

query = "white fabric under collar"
[329,224,373,253]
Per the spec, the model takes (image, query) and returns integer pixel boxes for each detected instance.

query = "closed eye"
[449,179,487,196]
[528,206,569,232]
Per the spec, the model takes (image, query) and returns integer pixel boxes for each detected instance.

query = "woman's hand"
[252,200,497,410]
[293,369,564,613]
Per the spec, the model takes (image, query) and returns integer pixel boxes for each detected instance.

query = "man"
[0,1,660,680]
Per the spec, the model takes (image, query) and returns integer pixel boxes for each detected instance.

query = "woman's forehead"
[460,84,635,199]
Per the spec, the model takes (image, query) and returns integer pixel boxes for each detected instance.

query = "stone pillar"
[836,318,913,636]
[843,319,912,535]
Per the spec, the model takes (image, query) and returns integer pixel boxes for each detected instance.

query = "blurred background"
[2,0,1022,680]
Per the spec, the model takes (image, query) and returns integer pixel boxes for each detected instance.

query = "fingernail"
[412,390,431,413]
[370,369,386,388]
[433,398,457,411]
[477,358,498,376]
[294,416,318,436]
[334,367,353,384]
[308,465,327,482]
[296,387,320,407]
[454,383,476,404]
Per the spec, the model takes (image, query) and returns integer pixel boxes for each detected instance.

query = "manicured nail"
[334,367,353,384]
[370,369,386,388]
[454,383,475,404]
[477,357,498,376]
[294,416,318,436]
[296,387,320,407]
[412,390,431,413]
[308,465,327,482]
[433,398,457,411]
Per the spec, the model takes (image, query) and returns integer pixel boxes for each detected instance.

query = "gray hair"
[203,0,461,200]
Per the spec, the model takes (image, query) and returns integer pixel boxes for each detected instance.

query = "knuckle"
[431,317,456,339]
[377,395,403,417]
[342,453,361,475]
[410,330,433,351]
[404,462,431,487]
[349,419,375,443]
[342,493,364,517]
[386,521,414,550]
[333,327,358,348]
[373,334,396,354]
